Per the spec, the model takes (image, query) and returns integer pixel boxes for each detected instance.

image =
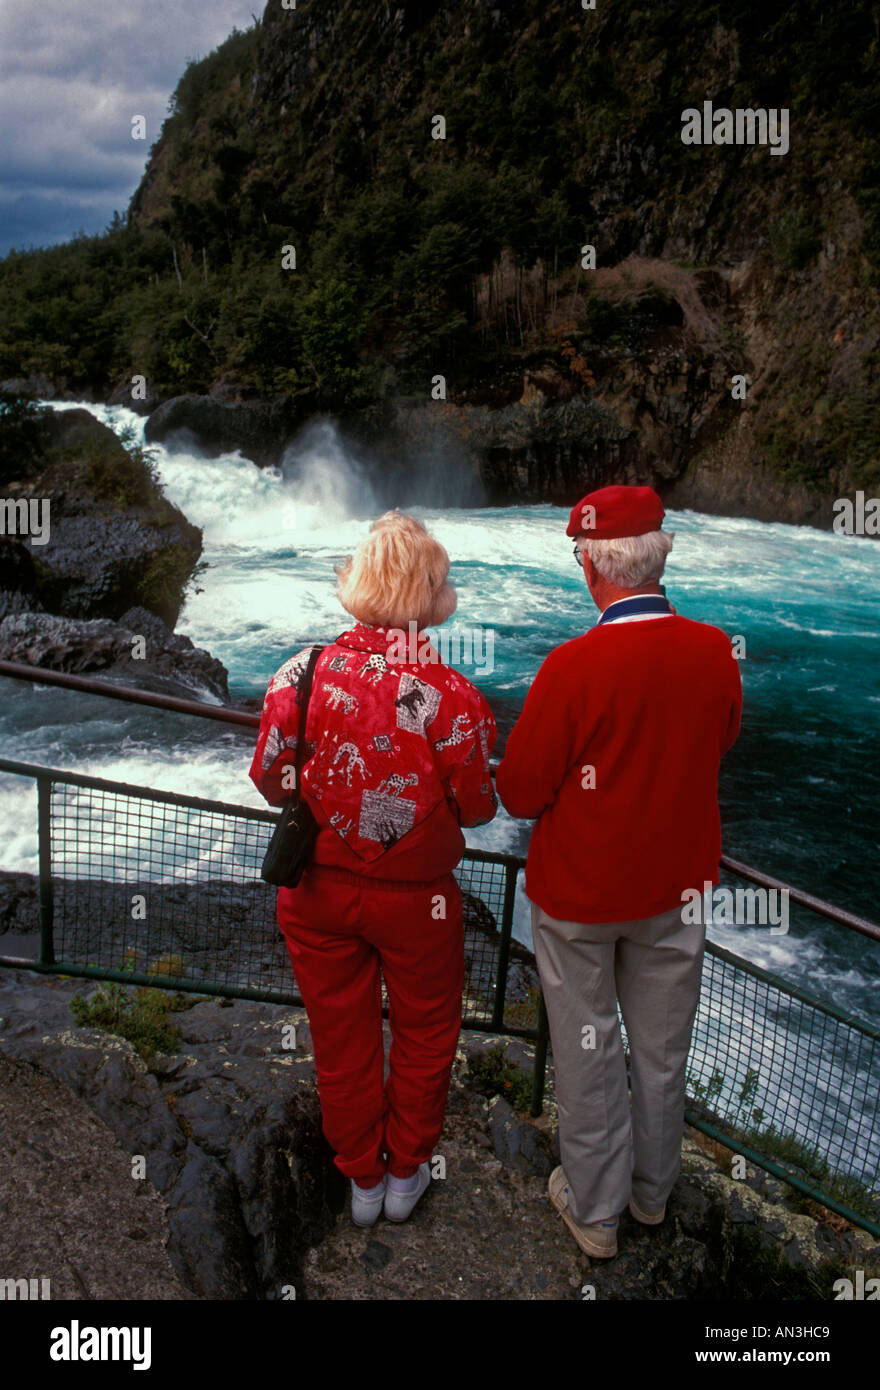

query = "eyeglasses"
[573,545,587,566]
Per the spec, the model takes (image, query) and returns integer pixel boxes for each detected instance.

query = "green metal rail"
[0,756,549,1115]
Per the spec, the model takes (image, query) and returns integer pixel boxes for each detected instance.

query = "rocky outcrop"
[0,404,243,713]
[0,538,37,612]
[0,607,229,702]
[144,391,319,467]
[0,1053,195,1300]
[0,408,231,697]
[0,408,203,628]
[0,970,342,1300]
[0,967,876,1301]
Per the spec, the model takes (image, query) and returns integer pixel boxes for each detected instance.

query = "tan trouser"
[531,899,705,1226]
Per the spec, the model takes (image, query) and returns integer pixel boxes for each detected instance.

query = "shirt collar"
[335,622,441,662]
[596,594,674,626]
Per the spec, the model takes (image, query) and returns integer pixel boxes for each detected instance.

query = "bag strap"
[292,646,323,798]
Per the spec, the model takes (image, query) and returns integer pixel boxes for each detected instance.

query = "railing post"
[490,858,518,1032]
[37,775,55,965]
[530,990,549,1117]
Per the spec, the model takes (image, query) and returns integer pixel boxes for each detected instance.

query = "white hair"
[578,530,674,587]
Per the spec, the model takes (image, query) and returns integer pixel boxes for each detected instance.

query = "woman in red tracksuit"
[249,510,497,1226]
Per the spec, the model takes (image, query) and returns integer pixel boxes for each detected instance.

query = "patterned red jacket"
[249,622,498,881]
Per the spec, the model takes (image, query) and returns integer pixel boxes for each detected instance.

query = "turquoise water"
[1,404,878,1022]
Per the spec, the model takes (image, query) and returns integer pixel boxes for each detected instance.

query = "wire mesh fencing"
[678,944,880,1227]
[42,773,528,1030]
[0,758,878,1233]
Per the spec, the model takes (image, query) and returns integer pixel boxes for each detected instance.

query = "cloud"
[0,0,261,256]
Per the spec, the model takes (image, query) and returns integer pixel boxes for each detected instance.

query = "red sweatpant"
[276,864,465,1186]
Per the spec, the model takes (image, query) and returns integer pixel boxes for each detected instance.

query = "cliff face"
[4,2,879,525]
[122,0,880,525]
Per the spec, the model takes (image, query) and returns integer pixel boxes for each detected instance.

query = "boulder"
[0,608,229,701]
[0,409,203,627]
[144,391,319,468]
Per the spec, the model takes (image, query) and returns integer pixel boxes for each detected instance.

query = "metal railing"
[0,754,549,1111]
[1,662,878,1236]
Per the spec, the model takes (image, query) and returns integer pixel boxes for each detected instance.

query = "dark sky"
[0,0,260,257]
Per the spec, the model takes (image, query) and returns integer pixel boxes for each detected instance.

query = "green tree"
[300,278,366,396]
[0,390,51,483]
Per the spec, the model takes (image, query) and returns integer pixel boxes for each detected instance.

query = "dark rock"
[107,377,164,416]
[167,1146,258,1299]
[487,1094,558,1177]
[361,1239,393,1270]
[0,872,38,936]
[2,409,204,627]
[0,609,229,700]
[144,392,319,468]
[0,537,35,591]
[35,515,191,623]
[0,538,42,621]
[663,448,844,529]
[0,588,42,622]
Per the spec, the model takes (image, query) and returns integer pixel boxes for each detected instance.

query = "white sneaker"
[351,1176,387,1228]
[383,1162,431,1222]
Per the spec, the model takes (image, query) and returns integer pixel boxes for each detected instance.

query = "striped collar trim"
[596,595,674,626]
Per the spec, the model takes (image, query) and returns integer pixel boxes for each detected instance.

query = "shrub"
[70,982,185,1065]
[468,1043,533,1111]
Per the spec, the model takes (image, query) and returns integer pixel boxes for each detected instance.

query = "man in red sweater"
[496,485,742,1259]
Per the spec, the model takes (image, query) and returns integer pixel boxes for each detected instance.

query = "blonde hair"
[335,510,457,629]
[578,531,674,587]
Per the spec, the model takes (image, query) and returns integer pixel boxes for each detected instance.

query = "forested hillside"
[2,0,879,499]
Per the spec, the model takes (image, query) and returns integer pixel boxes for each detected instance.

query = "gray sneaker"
[351,1176,387,1228]
[384,1163,431,1222]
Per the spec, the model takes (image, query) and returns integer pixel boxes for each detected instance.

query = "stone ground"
[0,1053,194,1300]
[1,964,878,1301]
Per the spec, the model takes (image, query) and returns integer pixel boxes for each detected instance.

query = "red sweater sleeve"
[496,648,579,820]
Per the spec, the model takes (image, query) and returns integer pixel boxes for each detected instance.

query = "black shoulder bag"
[260,645,324,888]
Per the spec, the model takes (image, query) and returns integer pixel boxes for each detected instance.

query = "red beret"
[566,484,665,538]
